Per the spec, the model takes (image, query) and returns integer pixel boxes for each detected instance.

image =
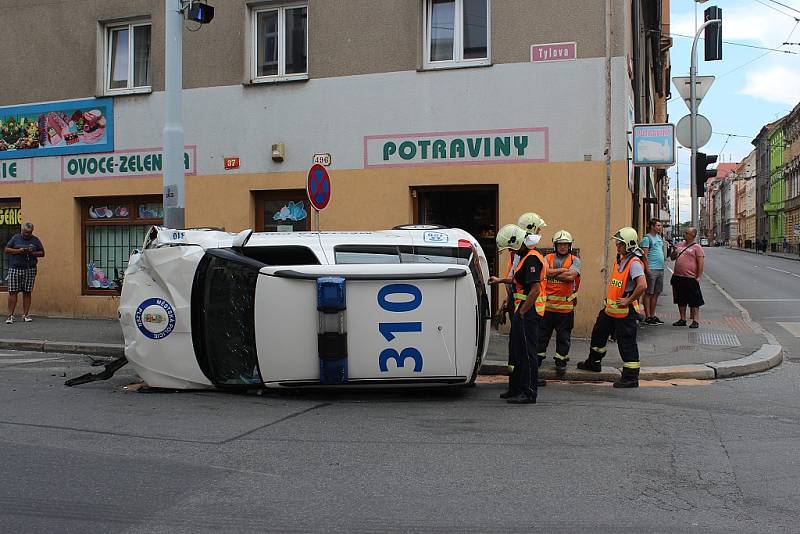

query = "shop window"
[104,21,151,94]
[250,4,308,82]
[82,196,162,293]
[424,0,490,69]
[255,190,310,232]
[0,202,22,291]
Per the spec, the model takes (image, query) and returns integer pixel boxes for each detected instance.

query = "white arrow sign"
[672,76,715,109]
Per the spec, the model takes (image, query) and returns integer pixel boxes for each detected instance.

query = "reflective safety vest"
[512,248,548,316]
[544,253,580,314]
[605,255,643,318]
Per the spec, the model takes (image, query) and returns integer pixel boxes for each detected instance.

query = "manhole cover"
[689,332,741,347]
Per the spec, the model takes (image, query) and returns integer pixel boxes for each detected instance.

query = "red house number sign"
[224,157,240,170]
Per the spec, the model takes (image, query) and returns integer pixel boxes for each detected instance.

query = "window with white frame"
[424,0,489,68]
[251,4,308,81]
[105,21,152,93]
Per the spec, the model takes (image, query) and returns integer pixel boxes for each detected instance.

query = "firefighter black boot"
[613,366,640,388]
[499,366,518,398]
[554,355,568,377]
[577,347,604,372]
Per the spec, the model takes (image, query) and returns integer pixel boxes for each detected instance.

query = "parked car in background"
[700,237,709,246]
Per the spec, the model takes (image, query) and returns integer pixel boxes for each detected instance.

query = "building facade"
[735,150,756,248]
[766,122,786,251]
[0,1,670,333]
[753,124,773,247]
[784,102,800,253]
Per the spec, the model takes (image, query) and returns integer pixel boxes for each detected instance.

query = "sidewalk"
[0,272,782,382]
[727,246,800,262]
[480,272,783,381]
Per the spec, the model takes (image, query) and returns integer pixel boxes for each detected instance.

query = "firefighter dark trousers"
[536,311,574,362]
[510,311,541,399]
[588,306,640,373]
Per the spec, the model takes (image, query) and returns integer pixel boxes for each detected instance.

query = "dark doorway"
[413,185,499,311]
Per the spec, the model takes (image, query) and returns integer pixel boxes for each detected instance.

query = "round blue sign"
[135,298,176,340]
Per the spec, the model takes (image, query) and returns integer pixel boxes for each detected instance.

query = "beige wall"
[1,0,630,106]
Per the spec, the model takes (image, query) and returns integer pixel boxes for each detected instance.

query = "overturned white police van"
[109,225,491,390]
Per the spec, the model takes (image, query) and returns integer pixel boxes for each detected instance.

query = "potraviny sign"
[364,128,548,168]
[632,124,675,168]
[62,146,197,180]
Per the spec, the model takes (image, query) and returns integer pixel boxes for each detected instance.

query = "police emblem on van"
[135,298,176,340]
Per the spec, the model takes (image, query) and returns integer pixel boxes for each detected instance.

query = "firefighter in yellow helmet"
[489,223,548,403]
[577,227,647,388]
[537,230,581,378]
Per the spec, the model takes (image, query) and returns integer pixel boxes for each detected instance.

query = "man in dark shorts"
[669,227,704,328]
[5,222,45,324]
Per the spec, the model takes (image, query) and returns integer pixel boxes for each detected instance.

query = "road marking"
[777,322,800,338]
[765,315,800,319]
[737,299,800,303]
[764,266,800,278]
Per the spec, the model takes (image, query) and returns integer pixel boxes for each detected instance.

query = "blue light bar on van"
[317,277,347,384]
[317,277,346,311]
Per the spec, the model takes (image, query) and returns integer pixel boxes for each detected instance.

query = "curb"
[727,247,800,262]
[0,339,124,358]
[479,271,785,382]
[707,344,783,379]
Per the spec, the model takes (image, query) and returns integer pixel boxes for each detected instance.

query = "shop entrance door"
[413,185,499,312]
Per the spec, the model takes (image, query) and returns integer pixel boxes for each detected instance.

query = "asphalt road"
[702,247,800,366]
[2,329,800,533]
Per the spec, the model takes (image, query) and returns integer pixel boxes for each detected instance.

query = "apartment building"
[784,102,800,251]
[0,0,670,332]
[735,149,756,248]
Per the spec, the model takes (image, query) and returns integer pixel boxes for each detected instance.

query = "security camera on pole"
[686,6,721,229]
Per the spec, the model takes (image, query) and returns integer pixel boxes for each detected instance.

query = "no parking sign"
[307,164,331,211]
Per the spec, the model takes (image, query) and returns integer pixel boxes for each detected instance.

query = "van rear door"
[254,264,474,386]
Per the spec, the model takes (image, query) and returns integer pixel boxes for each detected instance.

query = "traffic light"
[696,153,718,197]
[704,6,722,61]
[187,1,214,24]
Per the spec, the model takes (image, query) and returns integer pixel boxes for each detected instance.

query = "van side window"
[334,245,402,264]
[334,245,470,265]
[241,245,320,265]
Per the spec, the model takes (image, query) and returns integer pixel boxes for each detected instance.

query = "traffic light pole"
[690,18,721,229]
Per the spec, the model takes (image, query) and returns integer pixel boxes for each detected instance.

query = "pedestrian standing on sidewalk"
[577,227,646,388]
[669,227,704,329]
[4,222,45,324]
[536,230,580,377]
[640,219,665,325]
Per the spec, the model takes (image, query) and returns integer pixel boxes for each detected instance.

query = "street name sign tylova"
[673,76,715,109]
